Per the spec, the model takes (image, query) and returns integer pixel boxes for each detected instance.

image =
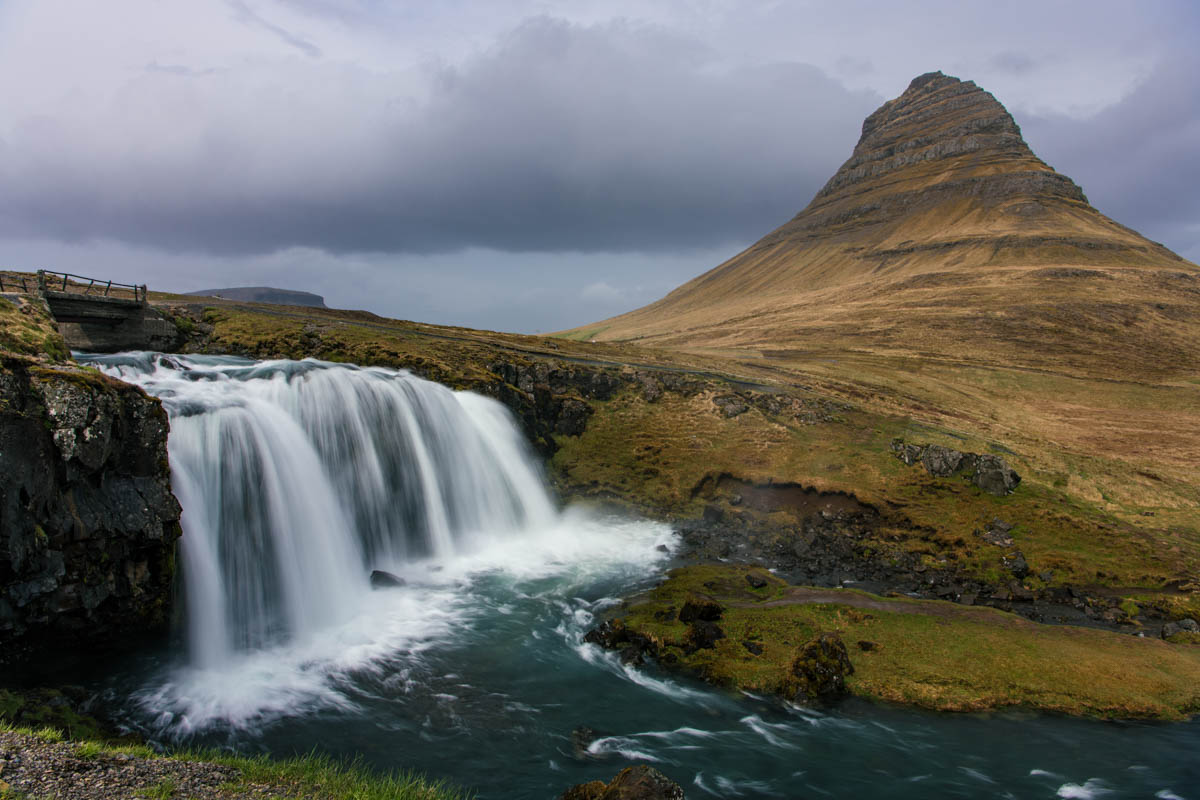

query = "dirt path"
[734,586,1039,629]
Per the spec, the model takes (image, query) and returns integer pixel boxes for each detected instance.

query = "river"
[79,353,1200,799]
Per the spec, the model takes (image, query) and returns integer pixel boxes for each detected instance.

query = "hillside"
[565,71,1200,380]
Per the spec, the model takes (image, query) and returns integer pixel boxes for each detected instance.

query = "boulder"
[1162,618,1200,639]
[973,455,1021,495]
[787,632,854,703]
[744,572,769,589]
[712,394,749,418]
[369,570,406,589]
[978,518,1015,547]
[560,765,685,800]
[571,726,600,759]
[921,445,966,477]
[890,439,1020,496]
[677,595,723,623]
[1002,550,1030,579]
[685,620,725,651]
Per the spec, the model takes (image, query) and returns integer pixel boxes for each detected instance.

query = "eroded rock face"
[0,357,181,657]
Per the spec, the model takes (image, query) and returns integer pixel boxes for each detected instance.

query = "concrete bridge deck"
[9,270,183,353]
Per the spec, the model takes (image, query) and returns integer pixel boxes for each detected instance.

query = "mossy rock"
[783,632,855,702]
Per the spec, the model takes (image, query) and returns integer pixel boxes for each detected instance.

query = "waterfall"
[87,353,557,667]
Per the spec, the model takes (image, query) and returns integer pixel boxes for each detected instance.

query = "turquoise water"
[108,555,1199,799]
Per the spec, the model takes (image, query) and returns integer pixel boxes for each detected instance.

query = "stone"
[554,398,593,436]
[369,570,406,589]
[560,781,607,800]
[637,374,663,403]
[584,619,628,650]
[973,455,1021,495]
[788,632,855,702]
[1003,550,1030,579]
[921,445,966,477]
[685,620,725,651]
[742,640,763,655]
[678,595,723,623]
[1162,619,1199,640]
[856,640,879,652]
[560,765,685,800]
[712,394,749,418]
[571,726,600,758]
[1,361,180,657]
[744,572,769,589]
[890,439,1020,495]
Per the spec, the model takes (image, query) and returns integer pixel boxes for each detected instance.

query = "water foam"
[85,353,673,732]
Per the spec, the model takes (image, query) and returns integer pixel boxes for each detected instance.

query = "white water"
[87,353,672,730]
[80,353,1200,799]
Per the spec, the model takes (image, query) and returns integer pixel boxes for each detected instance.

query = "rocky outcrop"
[0,356,181,657]
[890,439,1021,495]
[560,765,685,800]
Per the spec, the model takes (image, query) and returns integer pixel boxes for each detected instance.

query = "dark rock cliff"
[0,356,181,659]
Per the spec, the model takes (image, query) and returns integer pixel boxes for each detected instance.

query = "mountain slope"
[565,72,1199,379]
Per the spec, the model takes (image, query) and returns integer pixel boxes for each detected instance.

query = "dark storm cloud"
[1021,49,1200,261]
[0,18,880,257]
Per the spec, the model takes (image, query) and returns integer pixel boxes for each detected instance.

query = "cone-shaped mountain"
[567,72,1199,378]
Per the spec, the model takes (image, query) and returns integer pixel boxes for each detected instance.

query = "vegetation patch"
[613,565,1200,719]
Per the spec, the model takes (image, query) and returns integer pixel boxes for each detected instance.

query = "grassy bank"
[0,721,468,800]
[614,565,1200,720]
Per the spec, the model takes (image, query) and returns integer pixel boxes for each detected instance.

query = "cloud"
[1020,48,1200,263]
[0,237,724,333]
[0,17,880,258]
[229,0,323,59]
[580,281,624,302]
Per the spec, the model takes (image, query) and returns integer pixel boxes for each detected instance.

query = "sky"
[1,1,1197,333]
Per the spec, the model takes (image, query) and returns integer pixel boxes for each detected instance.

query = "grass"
[207,750,469,800]
[550,382,1200,596]
[617,565,1200,719]
[0,293,69,362]
[0,720,470,800]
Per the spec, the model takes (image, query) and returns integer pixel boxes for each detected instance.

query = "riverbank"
[0,723,467,800]
[591,564,1200,720]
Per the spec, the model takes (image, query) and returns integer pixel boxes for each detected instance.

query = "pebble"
[0,730,294,800]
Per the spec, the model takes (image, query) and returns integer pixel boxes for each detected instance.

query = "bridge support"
[35,271,183,353]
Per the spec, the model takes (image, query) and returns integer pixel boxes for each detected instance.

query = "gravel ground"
[0,730,289,799]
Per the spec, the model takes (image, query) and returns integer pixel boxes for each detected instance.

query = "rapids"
[75,353,1200,799]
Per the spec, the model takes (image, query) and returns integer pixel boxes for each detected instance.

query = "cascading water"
[78,352,1200,799]
[89,353,556,665]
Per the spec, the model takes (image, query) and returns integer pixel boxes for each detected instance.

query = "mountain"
[186,286,327,308]
[566,72,1199,379]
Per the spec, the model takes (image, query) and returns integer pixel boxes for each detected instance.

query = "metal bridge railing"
[35,269,147,303]
[0,273,32,293]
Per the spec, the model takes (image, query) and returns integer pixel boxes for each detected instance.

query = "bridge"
[22,270,179,353]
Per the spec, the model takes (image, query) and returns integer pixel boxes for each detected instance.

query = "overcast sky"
[1,1,1197,333]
